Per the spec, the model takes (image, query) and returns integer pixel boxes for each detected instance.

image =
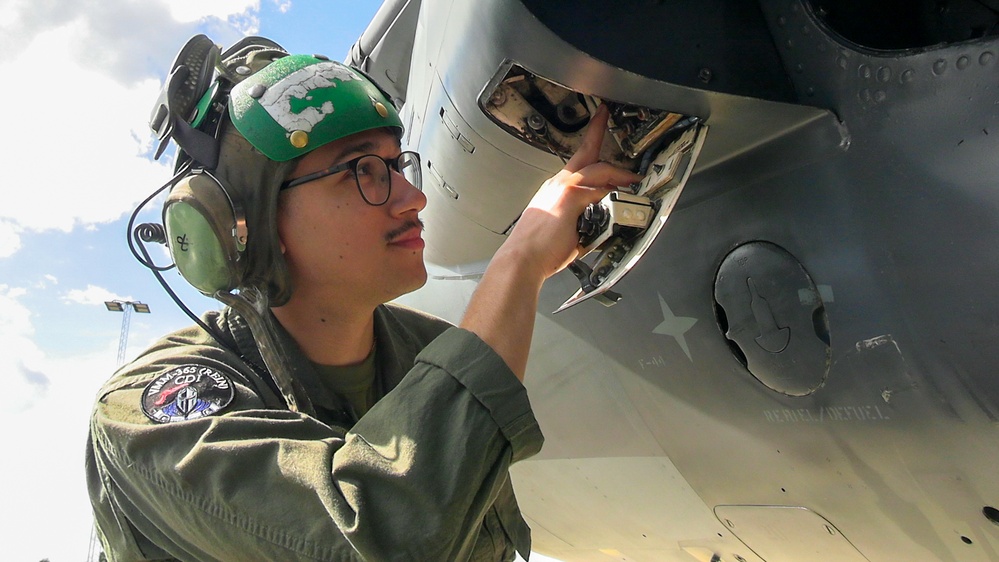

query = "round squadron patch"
[141,364,235,423]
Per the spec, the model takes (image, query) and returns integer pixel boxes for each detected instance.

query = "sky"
[0,1,561,560]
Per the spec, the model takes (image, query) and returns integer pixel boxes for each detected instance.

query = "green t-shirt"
[312,348,378,418]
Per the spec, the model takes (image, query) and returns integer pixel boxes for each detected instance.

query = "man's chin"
[389,267,429,302]
[406,269,429,294]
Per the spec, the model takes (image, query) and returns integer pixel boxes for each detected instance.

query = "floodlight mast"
[90,300,150,561]
[103,300,151,366]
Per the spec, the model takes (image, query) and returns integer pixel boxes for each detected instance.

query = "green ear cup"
[163,172,245,295]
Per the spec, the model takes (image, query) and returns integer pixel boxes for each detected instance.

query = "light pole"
[90,300,151,561]
[104,300,151,366]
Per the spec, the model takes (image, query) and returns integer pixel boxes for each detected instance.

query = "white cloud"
[0,285,44,412]
[0,0,262,256]
[0,1,257,76]
[1,23,173,233]
[24,274,59,290]
[272,0,293,15]
[0,325,119,562]
[169,0,259,25]
[0,284,128,561]
[63,284,131,306]
[0,285,30,332]
[0,219,22,258]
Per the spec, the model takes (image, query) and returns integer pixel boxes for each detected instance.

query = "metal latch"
[577,191,656,254]
[440,107,475,154]
[556,122,708,312]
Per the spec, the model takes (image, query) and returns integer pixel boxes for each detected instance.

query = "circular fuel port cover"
[714,242,830,396]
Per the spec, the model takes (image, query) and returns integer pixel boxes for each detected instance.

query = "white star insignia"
[652,292,698,361]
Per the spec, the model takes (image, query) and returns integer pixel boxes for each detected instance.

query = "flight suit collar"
[223,306,355,427]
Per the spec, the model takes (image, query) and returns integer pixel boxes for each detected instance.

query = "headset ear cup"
[163,172,244,295]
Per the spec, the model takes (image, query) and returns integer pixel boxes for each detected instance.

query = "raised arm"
[459,106,642,380]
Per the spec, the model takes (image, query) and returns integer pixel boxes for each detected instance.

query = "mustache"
[385,219,425,242]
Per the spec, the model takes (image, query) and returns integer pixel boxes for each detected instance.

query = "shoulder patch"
[141,364,235,423]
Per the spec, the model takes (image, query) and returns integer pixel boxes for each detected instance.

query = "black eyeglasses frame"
[278,151,422,206]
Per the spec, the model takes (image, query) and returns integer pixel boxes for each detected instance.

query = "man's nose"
[389,169,427,213]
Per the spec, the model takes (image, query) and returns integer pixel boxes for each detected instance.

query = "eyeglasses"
[279,151,422,206]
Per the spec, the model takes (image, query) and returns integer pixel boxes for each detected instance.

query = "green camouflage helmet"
[228,54,403,161]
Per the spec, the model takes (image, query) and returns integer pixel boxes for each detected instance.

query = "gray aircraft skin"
[347,1,999,560]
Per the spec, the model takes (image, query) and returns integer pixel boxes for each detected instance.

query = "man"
[87,36,638,561]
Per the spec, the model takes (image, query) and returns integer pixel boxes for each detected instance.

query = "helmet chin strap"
[213,287,314,415]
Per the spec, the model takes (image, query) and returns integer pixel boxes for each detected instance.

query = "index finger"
[563,104,609,174]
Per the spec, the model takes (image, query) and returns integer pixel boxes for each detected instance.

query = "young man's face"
[276,128,428,308]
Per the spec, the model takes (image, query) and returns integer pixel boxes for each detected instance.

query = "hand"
[461,106,640,379]
[502,105,642,281]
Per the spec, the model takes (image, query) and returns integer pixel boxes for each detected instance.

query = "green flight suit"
[86,303,543,561]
